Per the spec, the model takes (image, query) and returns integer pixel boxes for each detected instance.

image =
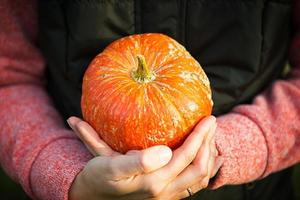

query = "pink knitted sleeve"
[210,0,300,188]
[0,1,92,200]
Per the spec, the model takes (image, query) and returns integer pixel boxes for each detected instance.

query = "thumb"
[106,145,172,180]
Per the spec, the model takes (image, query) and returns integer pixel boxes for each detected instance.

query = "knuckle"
[106,158,119,178]
[137,154,149,173]
[202,177,210,188]
[106,181,126,194]
[193,165,208,179]
[148,185,162,197]
[183,151,195,164]
[144,179,163,197]
[199,168,209,178]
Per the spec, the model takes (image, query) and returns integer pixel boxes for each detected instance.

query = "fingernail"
[207,123,217,143]
[158,146,173,163]
[141,146,172,171]
[66,118,74,129]
[210,115,216,123]
[206,116,216,126]
[211,122,217,133]
[149,146,172,165]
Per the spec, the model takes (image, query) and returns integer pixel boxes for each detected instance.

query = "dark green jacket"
[37,0,294,199]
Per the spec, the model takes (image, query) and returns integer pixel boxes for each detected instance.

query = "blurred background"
[0,164,300,200]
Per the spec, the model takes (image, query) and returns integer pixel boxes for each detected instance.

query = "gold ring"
[187,187,193,197]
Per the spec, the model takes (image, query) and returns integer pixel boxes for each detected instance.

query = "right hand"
[68,116,220,200]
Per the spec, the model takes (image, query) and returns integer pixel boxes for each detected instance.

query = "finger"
[207,135,218,178]
[201,123,218,179]
[177,189,191,200]
[176,156,222,198]
[177,143,222,200]
[67,116,98,156]
[211,156,223,178]
[153,116,216,181]
[175,144,212,200]
[208,129,222,178]
[163,130,212,194]
[67,116,82,138]
[177,179,208,200]
[103,145,172,180]
[67,116,116,156]
[206,138,217,178]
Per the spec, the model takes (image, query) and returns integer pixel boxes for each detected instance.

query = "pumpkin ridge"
[120,84,148,150]
[151,84,188,132]
[154,80,202,107]
[99,84,139,151]
[101,51,132,71]
[144,84,178,146]
[154,52,191,73]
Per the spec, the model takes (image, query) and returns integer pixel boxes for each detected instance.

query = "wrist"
[69,170,86,200]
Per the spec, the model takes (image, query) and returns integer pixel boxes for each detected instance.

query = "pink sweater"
[0,0,299,199]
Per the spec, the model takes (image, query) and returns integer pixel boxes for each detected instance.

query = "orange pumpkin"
[81,33,212,153]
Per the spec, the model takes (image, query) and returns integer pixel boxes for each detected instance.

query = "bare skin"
[68,116,222,200]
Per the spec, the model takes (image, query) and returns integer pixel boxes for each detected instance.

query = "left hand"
[68,116,222,199]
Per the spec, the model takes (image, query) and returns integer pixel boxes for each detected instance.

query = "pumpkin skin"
[81,33,212,153]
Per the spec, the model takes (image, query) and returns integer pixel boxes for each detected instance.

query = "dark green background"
[0,164,299,200]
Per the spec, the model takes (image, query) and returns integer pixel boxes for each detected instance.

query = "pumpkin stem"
[132,55,156,83]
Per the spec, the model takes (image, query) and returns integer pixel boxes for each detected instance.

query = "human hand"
[68,116,221,200]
